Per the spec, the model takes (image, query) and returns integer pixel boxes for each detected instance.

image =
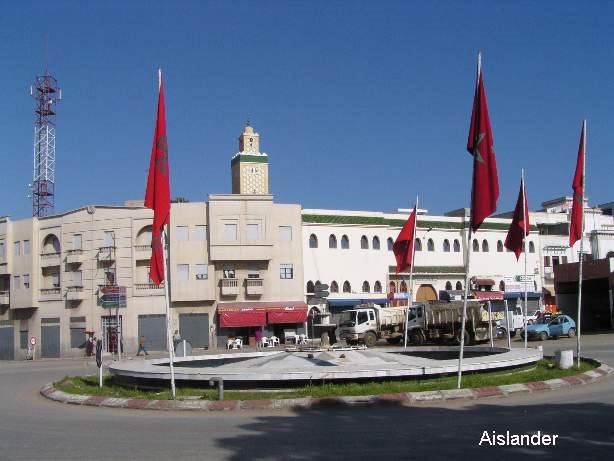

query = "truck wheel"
[510,330,517,338]
[539,331,548,341]
[410,331,425,346]
[568,328,576,338]
[386,337,402,345]
[364,331,377,348]
[455,329,471,346]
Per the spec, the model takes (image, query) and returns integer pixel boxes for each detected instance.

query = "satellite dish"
[86,206,96,215]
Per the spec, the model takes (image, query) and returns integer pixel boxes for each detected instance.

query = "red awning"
[219,310,266,328]
[267,308,308,324]
[473,291,504,301]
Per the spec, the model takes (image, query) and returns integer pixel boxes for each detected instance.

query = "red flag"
[393,207,416,273]
[144,73,170,285]
[467,67,499,232]
[569,121,585,247]
[504,175,530,260]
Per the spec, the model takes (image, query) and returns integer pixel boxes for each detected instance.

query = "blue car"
[522,315,576,341]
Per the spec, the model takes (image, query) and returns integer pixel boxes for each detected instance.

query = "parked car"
[521,315,576,341]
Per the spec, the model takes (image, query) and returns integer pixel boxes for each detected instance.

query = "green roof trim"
[389,265,466,274]
[231,155,269,166]
[301,214,537,231]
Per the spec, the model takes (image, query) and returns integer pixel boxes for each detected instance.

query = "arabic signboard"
[503,275,535,293]
[100,286,127,308]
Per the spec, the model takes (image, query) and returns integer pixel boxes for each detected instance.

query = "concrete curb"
[40,362,613,412]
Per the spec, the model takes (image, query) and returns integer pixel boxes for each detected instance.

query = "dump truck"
[338,303,408,347]
[405,300,492,345]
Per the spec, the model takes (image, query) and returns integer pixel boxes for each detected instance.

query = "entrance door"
[179,313,209,348]
[0,326,14,360]
[101,316,123,353]
[138,314,167,351]
[41,324,60,358]
[416,284,438,302]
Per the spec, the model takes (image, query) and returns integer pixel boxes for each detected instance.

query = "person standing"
[137,335,149,356]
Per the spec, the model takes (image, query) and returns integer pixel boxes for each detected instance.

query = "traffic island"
[40,359,612,411]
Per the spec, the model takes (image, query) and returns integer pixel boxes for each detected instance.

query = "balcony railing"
[40,252,61,267]
[66,286,85,301]
[66,249,84,264]
[133,282,165,296]
[134,244,151,260]
[40,287,62,301]
[98,246,116,261]
[246,278,264,296]
[221,278,239,296]
[0,291,9,305]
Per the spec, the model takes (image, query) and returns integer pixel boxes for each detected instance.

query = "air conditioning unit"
[196,274,207,280]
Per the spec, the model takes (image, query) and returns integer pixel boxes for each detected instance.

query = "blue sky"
[1,1,612,220]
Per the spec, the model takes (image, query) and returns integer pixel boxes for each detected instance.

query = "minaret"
[231,122,269,194]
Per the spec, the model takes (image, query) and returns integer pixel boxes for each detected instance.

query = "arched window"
[329,234,337,249]
[387,237,394,251]
[389,281,396,293]
[309,234,318,248]
[341,235,350,249]
[372,236,380,250]
[529,241,535,253]
[453,239,461,252]
[445,281,452,290]
[360,235,369,249]
[43,234,61,254]
[497,240,504,252]
[374,281,382,293]
[306,281,315,294]
[427,238,435,252]
[415,238,422,251]
[330,280,339,293]
[473,239,480,252]
[443,239,450,252]
[362,281,370,293]
[400,281,408,292]
[482,239,489,252]
[137,225,153,246]
[456,281,462,290]
[315,280,321,287]
[499,280,505,291]
[342,281,351,293]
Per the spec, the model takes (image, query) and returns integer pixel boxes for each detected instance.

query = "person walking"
[136,335,149,356]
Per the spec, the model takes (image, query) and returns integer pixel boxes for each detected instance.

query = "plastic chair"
[270,336,280,347]
[227,339,234,350]
[297,334,307,345]
[233,338,243,349]
[260,336,270,348]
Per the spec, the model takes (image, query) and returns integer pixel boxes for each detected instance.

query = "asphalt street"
[0,334,612,461]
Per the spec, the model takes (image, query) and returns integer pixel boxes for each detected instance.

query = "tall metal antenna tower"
[31,72,61,217]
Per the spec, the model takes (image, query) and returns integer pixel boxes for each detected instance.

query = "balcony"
[245,278,264,296]
[133,282,165,297]
[66,249,84,264]
[134,244,151,260]
[0,291,9,305]
[40,287,62,301]
[65,286,85,301]
[98,246,116,261]
[221,278,239,296]
[40,252,61,267]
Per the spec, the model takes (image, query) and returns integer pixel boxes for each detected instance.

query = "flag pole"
[404,195,419,348]
[576,120,586,368]
[457,51,481,389]
[522,169,528,349]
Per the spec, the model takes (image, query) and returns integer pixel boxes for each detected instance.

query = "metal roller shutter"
[138,314,167,351]
[0,327,14,360]
[179,313,209,348]
[41,325,60,358]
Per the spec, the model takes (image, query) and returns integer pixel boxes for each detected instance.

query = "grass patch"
[54,359,597,402]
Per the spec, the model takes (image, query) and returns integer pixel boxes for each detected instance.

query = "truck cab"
[338,308,377,345]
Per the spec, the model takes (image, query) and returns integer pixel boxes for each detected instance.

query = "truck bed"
[423,301,486,327]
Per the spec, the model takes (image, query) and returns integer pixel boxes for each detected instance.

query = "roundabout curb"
[40,362,613,412]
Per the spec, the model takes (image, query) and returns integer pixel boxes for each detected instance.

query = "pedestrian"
[137,335,149,356]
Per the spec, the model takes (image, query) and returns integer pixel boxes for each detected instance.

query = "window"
[456,281,462,290]
[330,281,339,293]
[374,281,382,293]
[357,311,368,324]
[529,241,535,253]
[223,266,236,279]
[73,234,83,250]
[342,281,351,293]
[445,281,452,290]
[362,281,370,293]
[23,240,30,255]
[389,281,396,293]
[360,236,369,249]
[387,237,393,251]
[306,281,315,294]
[473,239,479,252]
[341,235,349,249]
[193,225,207,241]
[105,269,116,285]
[497,240,504,252]
[175,226,189,241]
[427,238,434,252]
[224,223,237,241]
[247,264,259,279]
[562,256,568,264]
[329,234,337,249]
[23,274,30,289]
[103,231,115,247]
[400,281,407,292]
[195,264,208,280]
[0,242,4,258]
[176,264,189,281]
[20,331,28,349]
[443,239,450,252]
[453,239,460,252]
[246,224,259,241]
[372,236,380,250]
[415,238,422,251]
[482,240,489,252]
[280,264,293,279]
[13,241,20,256]
[552,256,560,266]
[309,234,318,248]
[499,280,505,291]
[13,275,20,290]
[71,271,82,287]
[279,226,292,242]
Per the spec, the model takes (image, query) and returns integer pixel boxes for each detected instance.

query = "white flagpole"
[457,52,480,389]
[404,195,419,348]
[522,169,528,349]
[576,120,587,368]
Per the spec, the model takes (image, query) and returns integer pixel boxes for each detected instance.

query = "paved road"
[0,334,612,461]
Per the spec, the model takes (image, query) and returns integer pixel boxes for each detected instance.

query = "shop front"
[217,301,308,347]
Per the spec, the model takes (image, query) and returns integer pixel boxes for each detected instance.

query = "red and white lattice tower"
[31,72,61,217]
